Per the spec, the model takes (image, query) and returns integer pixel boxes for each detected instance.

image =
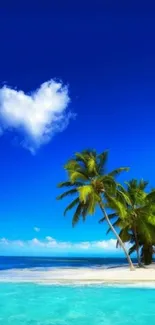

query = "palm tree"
[118,229,155,265]
[141,244,155,265]
[100,180,155,266]
[117,224,155,266]
[57,149,135,270]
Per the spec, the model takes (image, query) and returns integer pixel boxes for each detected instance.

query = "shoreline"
[0,265,155,285]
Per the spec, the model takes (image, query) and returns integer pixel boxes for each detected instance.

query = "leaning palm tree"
[101,180,155,266]
[57,150,135,270]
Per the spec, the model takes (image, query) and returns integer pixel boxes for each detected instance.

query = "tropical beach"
[0,257,155,325]
[1,264,155,284]
[1,1,155,325]
[1,260,155,325]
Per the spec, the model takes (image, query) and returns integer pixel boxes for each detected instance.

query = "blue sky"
[0,1,155,256]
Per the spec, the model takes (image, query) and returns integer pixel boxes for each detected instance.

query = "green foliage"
[57,149,155,266]
[118,228,131,244]
[129,244,137,256]
[78,185,93,203]
[64,198,79,216]
[105,193,127,219]
[56,188,77,200]
[72,204,83,227]
[141,244,154,265]
[108,179,155,265]
[69,171,88,183]
[97,151,108,173]
[116,189,132,205]
[109,167,129,177]
[99,212,118,224]
[57,181,83,188]
[87,157,96,174]
[57,149,129,227]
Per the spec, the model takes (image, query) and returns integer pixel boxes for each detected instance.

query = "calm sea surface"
[0,256,136,270]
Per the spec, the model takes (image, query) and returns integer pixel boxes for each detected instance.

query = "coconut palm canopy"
[100,179,155,266]
[57,150,129,224]
[57,149,155,268]
[57,149,136,270]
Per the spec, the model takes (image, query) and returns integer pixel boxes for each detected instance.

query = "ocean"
[0,256,154,325]
[0,256,135,270]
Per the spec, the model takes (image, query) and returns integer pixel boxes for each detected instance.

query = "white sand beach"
[1,265,155,285]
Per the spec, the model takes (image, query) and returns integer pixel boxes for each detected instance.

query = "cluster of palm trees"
[57,150,155,270]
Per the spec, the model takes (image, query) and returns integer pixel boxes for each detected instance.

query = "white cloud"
[14,240,24,247]
[45,236,54,241]
[93,239,116,249]
[0,238,24,247]
[0,236,118,253]
[45,236,55,242]
[31,238,41,245]
[30,238,48,248]
[0,80,71,152]
[0,238,9,245]
[34,227,40,233]
[75,242,91,250]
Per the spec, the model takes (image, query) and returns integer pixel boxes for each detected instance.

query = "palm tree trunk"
[133,228,142,267]
[99,202,135,271]
[136,246,141,267]
[143,244,153,265]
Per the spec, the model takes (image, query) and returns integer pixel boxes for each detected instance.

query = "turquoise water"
[0,284,155,324]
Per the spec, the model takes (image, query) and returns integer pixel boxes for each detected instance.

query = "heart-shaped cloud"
[0,80,71,153]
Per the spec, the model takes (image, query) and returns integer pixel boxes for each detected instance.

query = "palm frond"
[116,189,131,205]
[146,190,155,203]
[106,218,121,234]
[78,185,93,203]
[82,201,90,221]
[56,188,77,200]
[99,212,117,223]
[129,244,137,255]
[64,159,81,171]
[99,175,116,195]
[139,179,149,190]
[69,171,88,183]
[138,221,155,243]
[75,152,87,163]
[87,193,100,215]
[97,151,108,173]
[87,157,97,173]
[147,214,155,226]
[118,228,131,244]
[72,203,83,227]
[105,194,127,219]
[64,197,79,216]
[81,149,97,159]
[125,179,137,190]
[57,181,83,188]
[109,167,129,177]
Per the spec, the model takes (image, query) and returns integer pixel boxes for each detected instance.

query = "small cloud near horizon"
[34,227,40,233]
[0,80,72,153]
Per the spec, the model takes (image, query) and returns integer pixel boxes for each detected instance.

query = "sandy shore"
[0,265,155,285]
